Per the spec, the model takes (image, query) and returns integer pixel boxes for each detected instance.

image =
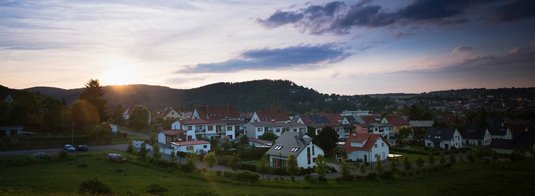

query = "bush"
[216,170,222,176]
[146,184,168,195]
[366,173,377,181]
[380,171,393,179]
[57,151,68,161]
[127,142,134,154]
[79,178,112,195]
[223,171,235,178]
[239,163,257,172]
[318,175,327,183]
[236,171,260,183]
[304,174,313,182]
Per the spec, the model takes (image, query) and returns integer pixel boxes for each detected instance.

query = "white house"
[462,128,492,146]
[109,124,118,135]
[245,122,307,139]
[266,131,324,169]
[157,130,184,146]
[171,119,207,141]
[344,133,389,163]
[248,138,273,148]
[171,140,211,154]
[156,107,180,120]
[424,128,463,150]
[489,127,513,140]
[367,123,394,139]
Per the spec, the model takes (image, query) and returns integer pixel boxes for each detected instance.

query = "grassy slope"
[1,152,534,195]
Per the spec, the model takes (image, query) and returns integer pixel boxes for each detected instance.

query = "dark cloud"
[178,44,349,73]
[495,0,535,21]
[259,0,533,34]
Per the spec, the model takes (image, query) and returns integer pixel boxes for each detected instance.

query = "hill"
[25,80,356,113]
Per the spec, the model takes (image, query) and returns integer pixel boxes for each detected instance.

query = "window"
[374,144,377,148]
[312,145,315,155]
[188,126,192,130]
[274,145,283,150]
[208,126,213,131]
[307,147,311,164]
[290,147,300,152]
[203,145,207,149]
[381,142,384,147]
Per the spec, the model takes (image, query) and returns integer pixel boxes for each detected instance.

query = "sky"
[1,0,535,95]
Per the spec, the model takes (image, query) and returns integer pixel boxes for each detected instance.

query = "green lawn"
[1,151,534,195]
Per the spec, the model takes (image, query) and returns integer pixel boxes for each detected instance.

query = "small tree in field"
[439,152,446,165]
[359,163,366,175]
[140,142,147,161]
[203,151,217,168]
[316,154,328,177]
[403,156,412,171]
[375,156,383,173]
[449,153,456,164]
[286,154,299,176]
[341,159,352,180]
[390,158,398,173]
[152,143,161,161]
[256,154,271,173]
[428,153,435,165]
[170,149,176,162]
[127,141,134,154]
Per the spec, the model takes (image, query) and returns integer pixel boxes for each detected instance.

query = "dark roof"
[344,116,356,124]
[195,105,239,120]
[425,128,458,142]
[462,127,487,140]
[489,127,509,136]
[266,131,312,158]
[256,109,289,122]
[385,115,409,126]
[409,120,434,128]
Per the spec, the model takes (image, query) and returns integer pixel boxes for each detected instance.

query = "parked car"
[76,145,89,152]
[106,153,125,162]
[64,144,76,152]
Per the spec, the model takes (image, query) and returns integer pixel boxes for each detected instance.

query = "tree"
[306,126,316,137]
[313,126,339,155]
[259,132,278,141]
[359,163,366,175]
[286,154,299,176]
[375,156,383,173]
[140,142,147,161]
[79,79,107,123]
[109,105,125,125]
[152,143,161,160]
[449,153,456,164]
[128,106,149,130]
[71,100,99,127]
[127,141,134,154]
[185,152,198,172]
[428,153,435,165]
[390,158,398,172]
[439,152,446,165]
[238,136,249,147]
[398,127,412,139]
[229,153,240,171]
[315,154,328,177]
[403,156,412,170]
[416,157,424,168]
[341,159,351,180]
[256,154,271,173]
[170,149,177,162]
[203,151,217,168]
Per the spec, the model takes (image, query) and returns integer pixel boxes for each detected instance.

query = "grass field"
[1,151,534,195]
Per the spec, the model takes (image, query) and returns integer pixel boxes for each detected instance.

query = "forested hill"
[24,80,357,113]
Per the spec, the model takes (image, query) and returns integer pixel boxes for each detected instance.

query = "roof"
[256,109,289,122]
[409,120,434,128]
[385,115,409,126]
[249,138,273,145]
[248,121,306,128]
[171,140,210,146]
[489,127,509,136]
[194,105,240,120]
[360,115,380,124]
[343,133,385,153]
[462,127,487,140]
[344,116,357,124]
[266,131,313,158]
[425,128,458,142]
[180,119,207,125]
[160,130,184,137]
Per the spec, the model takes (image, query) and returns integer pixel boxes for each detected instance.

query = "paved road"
[0,144,127,157]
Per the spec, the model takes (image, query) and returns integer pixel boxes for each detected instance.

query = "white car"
[64,144,76,152]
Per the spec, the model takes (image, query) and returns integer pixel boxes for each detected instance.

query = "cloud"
[178,44,349,73]
[495,0,535,21]
[331,71,340,78]
[259,0,534,35]
[164,77,205,84]
[452,46,473,55]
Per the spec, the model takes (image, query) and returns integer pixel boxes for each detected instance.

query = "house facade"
[266,132,324,169]
[489,127,513,140]
[244,121,306,139]
[344,133,390,163]
[424,128,463,149]
[463,128,492,146]
[171,140,211,154]
[157,130,184,146]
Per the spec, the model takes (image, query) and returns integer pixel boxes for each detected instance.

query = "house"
[409,120,434,128]
[462,128,492,146]
[171,140,211,154]
[367,123,394,139]
[245,121,307,139]
[0,126,23,136]
[191,105,240,120]
[248,138,273,148]
[266,131,324,169]
[489,139,515,155]
[157,130,185,146]
[380,115,410,134]
[171,119,207,141]
[155,107,180,120]
[424,128,463,150]
[297,114,348,140]
[172,118,243,140]
[344,133,389,163]
[489,127,513,140]
[250,109,289,123]
[341,110,370,117]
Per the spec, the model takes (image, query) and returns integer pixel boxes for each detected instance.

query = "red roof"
[256,109,289,122]
[343,133,385,153]
[385,115,408,126]
[180,119,207,125]
[195,105,240,120]
[361,115,380,124]
[172,140,210,146]
[161,130,184,136]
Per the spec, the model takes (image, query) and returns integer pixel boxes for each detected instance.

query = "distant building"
[266,131,324,169]
[424,128,463,150]
[171,140,210,154]
[191,105,240,120]
[462,128,492,146]
[344,133,389,163]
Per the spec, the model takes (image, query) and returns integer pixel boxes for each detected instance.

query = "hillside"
[25,80,356,113]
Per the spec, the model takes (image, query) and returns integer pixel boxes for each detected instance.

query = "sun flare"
[100,58,139,86]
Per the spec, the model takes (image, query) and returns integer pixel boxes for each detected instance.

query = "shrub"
[78,178,112,195]
[223,171,235,178]
[236,171,260,183]
[380,171,393,179]
[146,184,168,195]
[304,174,313,182]
[318,175,327,183]
[78,163,88,168]
[366,172,377,181]
[216,170,222,176]
[152,143,161,160]
[57,151,68,161]
[359,164,366,175]
[240,163,257,172]
[203,151,217,168]
[127,142,134,154]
